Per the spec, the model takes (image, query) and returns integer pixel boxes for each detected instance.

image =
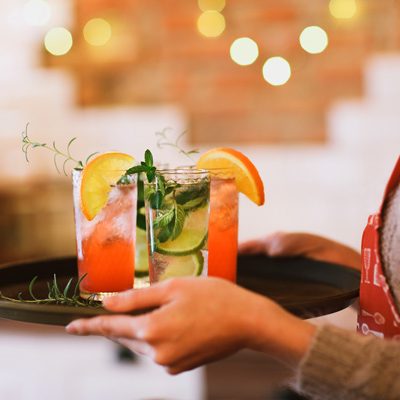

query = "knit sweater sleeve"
[295,324,400,400]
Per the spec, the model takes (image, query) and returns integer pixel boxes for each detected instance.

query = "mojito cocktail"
[134,173,151,288]
[144,169,210,283]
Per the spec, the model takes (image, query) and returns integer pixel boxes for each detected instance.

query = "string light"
[83,18,112,47]
[198,0,225,12]
[329,0,357,19]
[44,27,73,56]
[23,0,51,26]
[299,26,328,54]
[230,38,259,66]
[262,57,291,86]
[197,11,225,37]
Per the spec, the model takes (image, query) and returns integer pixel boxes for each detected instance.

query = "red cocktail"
[73,170,137,300]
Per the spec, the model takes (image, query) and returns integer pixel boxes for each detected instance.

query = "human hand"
[66,278,315,374]
[239,232,361,270]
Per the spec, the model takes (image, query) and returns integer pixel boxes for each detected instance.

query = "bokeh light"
[198,0,226,12]
[83,18,112,47]
[197,11,225,37]
[299,26,328,54]
[329,0,357,19]
[262,57,291,86]
[230,38,259,66]
[44,27,73,56]
[23,0,51,26]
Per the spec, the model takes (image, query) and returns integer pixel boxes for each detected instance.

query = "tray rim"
[0,255,361,325]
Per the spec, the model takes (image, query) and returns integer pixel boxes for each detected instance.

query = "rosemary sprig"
[21,123,98,175]
[155,128,199,161]
[0,274,101,308]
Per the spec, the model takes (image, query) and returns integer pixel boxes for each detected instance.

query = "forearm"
[243,297,317,369]
[259,232,362,270]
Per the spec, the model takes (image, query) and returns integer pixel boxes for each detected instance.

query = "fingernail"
[104,290,132,306]
[65,322,78,334]
[102,297,113,306]
[103,295,119,307]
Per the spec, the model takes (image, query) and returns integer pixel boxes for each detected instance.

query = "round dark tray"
[0,255,360,326]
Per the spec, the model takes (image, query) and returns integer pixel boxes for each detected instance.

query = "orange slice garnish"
[80,152,135,220]
[196,147,265,205]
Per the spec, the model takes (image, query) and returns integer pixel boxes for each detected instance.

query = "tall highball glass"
[144,169,210,283]
[208,168,239,282]
[72,170,137,300]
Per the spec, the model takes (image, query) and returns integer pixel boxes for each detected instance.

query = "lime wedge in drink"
[159,252,204,281]
[156,205,209,255]
[135,228,149,277]
[156,229,207,256]
[184,205,209,232]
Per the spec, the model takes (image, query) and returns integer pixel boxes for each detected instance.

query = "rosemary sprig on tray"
[0,274,101,308]
[21,123,98,175]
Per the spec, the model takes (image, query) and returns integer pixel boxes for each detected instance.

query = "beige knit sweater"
[296,183,400,399]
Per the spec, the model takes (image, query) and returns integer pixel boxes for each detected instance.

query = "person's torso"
[358,156,400,339]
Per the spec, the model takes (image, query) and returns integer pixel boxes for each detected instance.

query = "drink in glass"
[144,169,210,283]
[208,170,239,282]
[134,174,150,288]
[72,170,137,300]
[135,227,150,288]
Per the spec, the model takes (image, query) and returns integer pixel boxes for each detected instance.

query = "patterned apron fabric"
[357,157,400,339]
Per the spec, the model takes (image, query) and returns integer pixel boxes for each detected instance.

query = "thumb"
[238,239,267,255]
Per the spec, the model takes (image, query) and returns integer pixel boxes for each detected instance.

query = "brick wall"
[44,0,400,144]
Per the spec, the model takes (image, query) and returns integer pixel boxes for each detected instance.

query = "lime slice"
[159,252,204,281]
[135,228,149,276]
[156,229,207,256]
[184,205,209,232]
[156,205,209,255]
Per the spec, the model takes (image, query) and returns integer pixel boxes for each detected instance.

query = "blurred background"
[0,0,399,399]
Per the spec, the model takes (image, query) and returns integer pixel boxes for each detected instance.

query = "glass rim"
[143,168,210,185]
[176,165,233,172]
[71,167,137,186]
[72,167,132,173]
[175,165,235,178]
[156,168,209,175]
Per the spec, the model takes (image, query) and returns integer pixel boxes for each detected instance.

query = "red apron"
[357,156,400,339]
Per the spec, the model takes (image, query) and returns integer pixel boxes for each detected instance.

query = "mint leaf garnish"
[151,180,209,243]
[145,149,153,166]
[182,196,207,211]
[150,191,163,209]
[158,225,172,243]
[153,207,175,229]
[175,184,208,205]
[134,149,209,243]
[171,203,186,240]
[118,149,157,185]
